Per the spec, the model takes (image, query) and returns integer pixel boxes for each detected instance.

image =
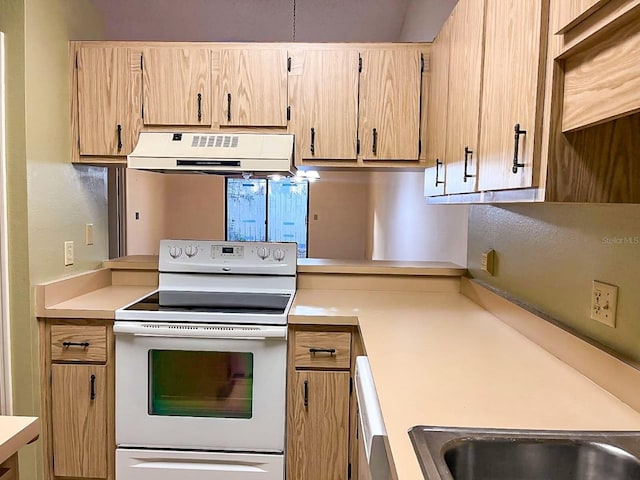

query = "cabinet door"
[444,0,485,194]
[288,48,359,162]
[424,17,453,196]
[51,364,107,479]
[77,47,141,156]
[358,48,421,161]
[287,370,350,480]
[142,47,211,126]
[220,48,287,127]
[478,0,547,191]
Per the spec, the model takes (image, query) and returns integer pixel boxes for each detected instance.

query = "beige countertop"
[104,256,467,276]
[0,416,40,464]
[40,285,155,319]
[291,289,640,480]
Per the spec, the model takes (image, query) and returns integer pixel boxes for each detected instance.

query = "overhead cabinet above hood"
[127,132,296,176]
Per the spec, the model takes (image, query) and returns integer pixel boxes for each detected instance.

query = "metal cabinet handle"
[309,347,336,356]
[197,93,202,122]
[117,124,123,152]
[303,380,308,408]
[227,93,232,122]
[463,147,474,183]
[512,123,527,174]
[372,128,378,155]
[90,374,96,400]
[435,158,445,187]
[62,341,90,348]
[310,128,315,155]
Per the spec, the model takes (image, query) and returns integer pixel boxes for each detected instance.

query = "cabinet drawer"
[294,331,351,370]
[51,325,107,363]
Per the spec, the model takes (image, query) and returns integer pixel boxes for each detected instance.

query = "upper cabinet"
[75,46,141,158]
[424,17,453,197]
[556,0,610,32]
[142,47,212,126]
[442,0,485,194]
[477,0,548,191]
[219,47,288,127]
[288,47,359,163]
[358,48,422,161]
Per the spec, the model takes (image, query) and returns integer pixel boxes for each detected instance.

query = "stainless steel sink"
[409,426,640,480]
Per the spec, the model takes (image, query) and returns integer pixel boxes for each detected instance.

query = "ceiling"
[90,0,416,42]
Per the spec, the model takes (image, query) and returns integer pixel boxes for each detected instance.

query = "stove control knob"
[169,246,183,259]
[273,248,286,261]
[257,246,270,259]
[185,245,198,258]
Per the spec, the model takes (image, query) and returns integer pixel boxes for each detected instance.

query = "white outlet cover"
[64,240,74,266]
[591,280,618,327]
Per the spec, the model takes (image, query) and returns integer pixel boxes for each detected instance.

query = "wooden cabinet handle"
[512,123,526,174]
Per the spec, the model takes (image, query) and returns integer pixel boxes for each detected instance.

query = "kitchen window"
[226,178,309,258]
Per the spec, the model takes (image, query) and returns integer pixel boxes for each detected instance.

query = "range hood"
[127,132,296,176]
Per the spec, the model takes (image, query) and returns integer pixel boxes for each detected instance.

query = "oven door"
[114,322,287,452]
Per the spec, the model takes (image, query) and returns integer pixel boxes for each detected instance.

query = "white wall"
[368,171,468,265]
[399,0,459,41]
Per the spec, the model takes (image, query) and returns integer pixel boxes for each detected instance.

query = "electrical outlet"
[591,280,618,327]
[481,249,495,275]
[64,241,74,266]
[85,224,94,245]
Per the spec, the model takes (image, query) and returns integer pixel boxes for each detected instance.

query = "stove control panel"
[159,240,297,275]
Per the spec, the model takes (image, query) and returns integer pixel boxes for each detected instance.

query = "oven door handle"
[113,323,287,339]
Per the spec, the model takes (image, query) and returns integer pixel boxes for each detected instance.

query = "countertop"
[291,289,640,480]
[0,416,40,464]
[103,256,467,276]
[40,285,155,319]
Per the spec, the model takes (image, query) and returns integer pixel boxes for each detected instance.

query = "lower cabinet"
[288,371,350,479]
[286,326,362,480]
[0,453,19,480]
[39,319,115,480]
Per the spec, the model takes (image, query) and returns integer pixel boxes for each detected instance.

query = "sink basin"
[409,426,640,480]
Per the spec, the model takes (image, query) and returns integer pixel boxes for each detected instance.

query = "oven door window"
[149,350,253,419]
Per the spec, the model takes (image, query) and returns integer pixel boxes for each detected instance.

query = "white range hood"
[128,132,296,176]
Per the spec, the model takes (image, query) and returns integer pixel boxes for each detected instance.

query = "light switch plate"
[591,280,618,327]
[64,241,74,266]
[481,249,495,275]
[85,223,94,245]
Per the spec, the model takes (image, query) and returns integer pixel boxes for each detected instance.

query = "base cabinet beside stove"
[286,326,363,480]
[38,318,115,480]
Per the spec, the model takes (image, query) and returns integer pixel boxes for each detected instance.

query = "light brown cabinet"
[219,47,288,127]
[556,0,610,32]
[442,0,485,194]
[142,47,212,126]
[51,364,108,478]
[358,48,423,162]
[288,47,359,164]
[424,16,453,197]
[0,453,19,480]
[477,0,548,192]
[286,326,359,480]
[39,319,115,480]
[74,46,141,158]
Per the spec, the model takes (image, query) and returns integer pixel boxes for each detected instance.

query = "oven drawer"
[294,331,351,370]
[51,325,107,363]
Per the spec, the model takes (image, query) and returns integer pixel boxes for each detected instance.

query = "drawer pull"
[90,374,96,400]
[62,341,90,348]
[512,123,527,174]
[309,347,336,356]
[303,380,308,408]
